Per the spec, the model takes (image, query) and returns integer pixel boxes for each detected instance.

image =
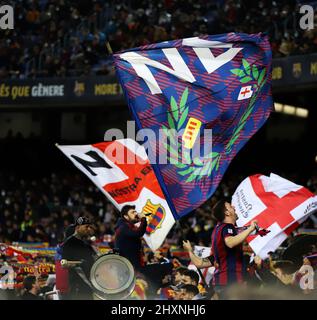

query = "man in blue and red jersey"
[211,198,258,298]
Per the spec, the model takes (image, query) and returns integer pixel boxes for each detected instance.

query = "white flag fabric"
[57,138,175,251]
[232,173,317,258]
[188,245,215,285]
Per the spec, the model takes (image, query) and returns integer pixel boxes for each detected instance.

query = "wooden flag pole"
[106,41,113,55]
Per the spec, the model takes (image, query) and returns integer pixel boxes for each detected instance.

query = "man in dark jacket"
[21,275,42,300]
[114,205,147,271]
[61,217,97,300]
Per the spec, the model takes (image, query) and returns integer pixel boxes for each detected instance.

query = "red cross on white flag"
[238,85,253,100]
[232,173,317,258]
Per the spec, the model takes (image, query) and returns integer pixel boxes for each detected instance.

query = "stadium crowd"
[1,0,317,302]
[1,0,317,79]
[0,166,316,300]
[1,168,315,246]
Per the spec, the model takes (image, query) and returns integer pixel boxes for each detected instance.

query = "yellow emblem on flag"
[182,117,202,149]
[142,200,165,234]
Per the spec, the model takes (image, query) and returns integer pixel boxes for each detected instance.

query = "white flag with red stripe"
[57,139,175,251]
[188,245,215,285]
[232,173,317,258]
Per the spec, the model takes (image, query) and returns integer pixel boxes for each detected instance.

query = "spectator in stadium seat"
[178,284,199,300]
[3,0,316,80]
[21,275,42,300]
[37,273,52,297]
[181,269,199,287]
[171,266,188,287]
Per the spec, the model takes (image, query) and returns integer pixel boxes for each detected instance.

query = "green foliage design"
[162,88,221,182]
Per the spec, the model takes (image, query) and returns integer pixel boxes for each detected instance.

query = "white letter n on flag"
[120,41,242,95]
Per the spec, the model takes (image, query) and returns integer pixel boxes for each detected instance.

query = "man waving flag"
[232,173,317,258]
[57,139,175,251]
[113,32,273,219]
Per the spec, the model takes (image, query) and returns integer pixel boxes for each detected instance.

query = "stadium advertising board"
[272,53,317,89]
[0,76,124,106]
[1,54,317,106]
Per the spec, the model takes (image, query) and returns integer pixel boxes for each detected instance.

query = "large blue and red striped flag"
[113,33,273,219]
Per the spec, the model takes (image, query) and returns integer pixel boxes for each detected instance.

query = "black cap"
[75,216,92,226]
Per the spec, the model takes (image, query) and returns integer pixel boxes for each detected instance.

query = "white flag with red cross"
[237,86,253,100]
[231,173,317,258]
[57,139,175,251]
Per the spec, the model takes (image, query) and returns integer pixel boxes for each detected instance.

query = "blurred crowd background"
[0,167,316,246]
[1,0,317,79]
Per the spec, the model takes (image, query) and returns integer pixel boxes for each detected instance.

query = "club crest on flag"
[57,140,176,251]
[142,200,165,235]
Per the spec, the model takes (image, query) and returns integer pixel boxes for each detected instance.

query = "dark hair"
[120,205,136,218]
[182,284,199,297]
[174,266,188,275]
[147,252,155,263]
[183,269,200,286]
[38,273,48,281]
[23,275,36,291]
[274,260,296,275]
[212,197,231,222]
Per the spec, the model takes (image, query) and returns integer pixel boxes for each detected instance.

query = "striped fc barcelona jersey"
[211,222,245,286]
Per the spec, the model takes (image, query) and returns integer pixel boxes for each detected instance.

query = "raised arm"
[183,240,213,269]
[122,216,147,238]
[224,220,258,249]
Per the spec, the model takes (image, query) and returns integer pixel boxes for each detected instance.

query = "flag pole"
[106,41,113,55]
